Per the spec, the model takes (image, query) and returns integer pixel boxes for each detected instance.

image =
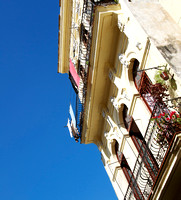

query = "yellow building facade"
[58,1,181,199]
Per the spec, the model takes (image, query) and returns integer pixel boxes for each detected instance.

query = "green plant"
[152,111,181,125]
[169,74,177,90]
[152,111,181,145]
[154,70,166,85]
[154,65,177,90]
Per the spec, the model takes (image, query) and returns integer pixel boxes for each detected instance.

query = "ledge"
[58,0,73,74]
[81,4,121,144]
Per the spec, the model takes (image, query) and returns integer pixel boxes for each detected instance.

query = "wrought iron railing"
[134,71,168,112]
[75,0,94,136]
[75,0,118,137]
[124,97,181,200]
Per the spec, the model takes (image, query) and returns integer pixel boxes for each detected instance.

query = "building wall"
[160,0,181,27]
[91,1,181,199]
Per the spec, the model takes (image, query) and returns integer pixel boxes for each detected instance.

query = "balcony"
[124,97,181,200]
[133,69,169,112]
[74,0,94,136]
[74,0,119,137]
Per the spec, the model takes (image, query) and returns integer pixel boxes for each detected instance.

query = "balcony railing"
[134,71,168,112]
[75,0,119,136]
[124,97,181,200]
[75,0,94,136]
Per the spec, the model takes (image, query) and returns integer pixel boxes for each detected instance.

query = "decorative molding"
[110,97,120,111]
[104,131,115,142]
[104,131,109,139]
[117,14,130,32]
[129,94,140,116]
[112,166,121,182]
[120,88,130,101]
[118,20,125,32]
[102,109,115,129]
[140,37,151,69]
[136,42,142,50]
[118,54,130,68]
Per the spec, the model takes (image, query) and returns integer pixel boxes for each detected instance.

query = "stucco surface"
[125,1,181,77]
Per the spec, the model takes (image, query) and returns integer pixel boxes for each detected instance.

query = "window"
[115,141,144,200]
[123,105,159,181]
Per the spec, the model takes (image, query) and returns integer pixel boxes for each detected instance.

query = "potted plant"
[154,65,177,91]
[160,67,169,80]
[154,65,168,84]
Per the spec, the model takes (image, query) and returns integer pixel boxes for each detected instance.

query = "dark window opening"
[123,105,159,180]
[133,59,141,90]
[123,105,132,130]
[82,26,89,46]
[115,143,144,200]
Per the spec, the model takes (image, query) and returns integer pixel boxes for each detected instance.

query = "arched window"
[123,105,159,181]
[132,59,141,90]
[115,141,144,200]
[123,105,132,130]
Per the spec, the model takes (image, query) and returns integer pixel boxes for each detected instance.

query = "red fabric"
[69,59,80,88]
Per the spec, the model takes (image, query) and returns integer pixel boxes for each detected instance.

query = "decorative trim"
[117,13,130,32]
[129,94,140,116]
[119,54,130,68]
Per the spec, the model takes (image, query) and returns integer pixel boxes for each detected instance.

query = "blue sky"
[0,0,117,199]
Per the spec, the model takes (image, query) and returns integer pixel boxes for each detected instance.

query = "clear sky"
[0,0,117,199]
